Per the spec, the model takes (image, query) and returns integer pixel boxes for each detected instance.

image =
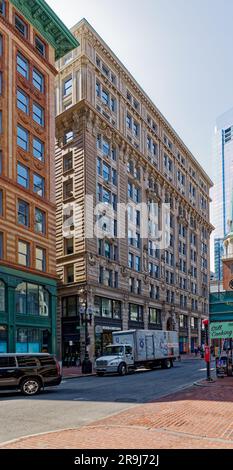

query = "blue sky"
[48,0,233,181]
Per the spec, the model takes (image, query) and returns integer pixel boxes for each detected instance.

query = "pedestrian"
[194,346,198,357]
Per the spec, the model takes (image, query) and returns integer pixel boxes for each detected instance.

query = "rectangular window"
[103,162,110,182]
[64,237,74,255]
[102,89,109,106]
[62,296,78,317]
[33,137,44,161]
[63,179,73,199]
[129,304,143,322]
[102,139,110,156]
[66,265,74,283]
[96,81,100,97]
[0,232,3,259]
[135,256,141,272]
[17,53,29,79]
[15,15,28,38]
[126,114,132,129]
[18,200,29,227]
[17,125,29,151]
[35,247,46,272]
[111,97,116,112]
[18,240,30,267]
[33,68,44,93]
[0,34,3,56]
[63,152,73,172]
[64,77,72,96]
[0,1,6,16]
[17,88,29,114]
[64,130,73,144]
[133,121,139,137]
[33,174,45,197]
[33,102,44,126]
[35,208,45,234]
[17,163,29,188]
[0,189,2,216]
[35,36,46,56]
[128,252,134,269]
[0,71,2,95]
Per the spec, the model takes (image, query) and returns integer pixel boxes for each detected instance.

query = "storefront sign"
[210,321,233,339]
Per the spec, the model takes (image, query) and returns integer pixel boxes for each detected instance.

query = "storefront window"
[16,328,40,353]
[94,296,121,319]
[101,298,111,318]
[0,325,7,353]
[112,300,121,319]
[0,280,5,311]
[149,308,162,325]
[15,282,49,316]
[129,304,143,322]
[94,296,100,316]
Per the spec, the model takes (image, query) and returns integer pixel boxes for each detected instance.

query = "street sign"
[210,321,233,339]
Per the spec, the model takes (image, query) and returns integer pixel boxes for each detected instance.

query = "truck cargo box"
[112,329,179,362]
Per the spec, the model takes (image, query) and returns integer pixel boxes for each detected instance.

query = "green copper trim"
[10,0,79,60]
[0,264,57,291]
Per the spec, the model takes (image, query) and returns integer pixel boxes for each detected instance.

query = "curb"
[62,374,95,380]
[194,379,216,387]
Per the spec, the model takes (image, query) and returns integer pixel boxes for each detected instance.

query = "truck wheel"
[162,359,172,369]
[97,372,104,377]
[118,363,127,376]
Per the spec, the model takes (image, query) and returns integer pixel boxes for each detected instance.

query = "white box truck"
[95,329,179,376]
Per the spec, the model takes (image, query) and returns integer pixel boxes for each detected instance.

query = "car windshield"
[104,346,124,356]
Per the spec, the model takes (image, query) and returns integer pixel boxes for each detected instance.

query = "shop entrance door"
[63,341,81,367]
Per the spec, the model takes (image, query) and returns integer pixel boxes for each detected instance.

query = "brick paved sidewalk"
[1,378,233,449]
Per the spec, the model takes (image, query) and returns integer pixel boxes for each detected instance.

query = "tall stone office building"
[55,19,213,365]
[0,0,78,354]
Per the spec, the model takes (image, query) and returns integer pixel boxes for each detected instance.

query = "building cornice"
[10,0,79,60]
[56,99,214,233]
[70,18,213,187]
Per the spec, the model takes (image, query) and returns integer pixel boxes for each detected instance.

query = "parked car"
[0,353,62,396]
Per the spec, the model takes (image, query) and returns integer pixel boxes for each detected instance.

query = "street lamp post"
[79,302,93,374]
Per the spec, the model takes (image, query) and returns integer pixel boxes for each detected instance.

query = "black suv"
[0,354,62,396]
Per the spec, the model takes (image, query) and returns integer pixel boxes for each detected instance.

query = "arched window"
[0,280,5,311]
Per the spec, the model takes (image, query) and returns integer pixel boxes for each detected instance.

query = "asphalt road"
[0,358,212,444]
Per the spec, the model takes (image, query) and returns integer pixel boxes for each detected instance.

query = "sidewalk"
[62,366,95,379]
[1,378,233,449]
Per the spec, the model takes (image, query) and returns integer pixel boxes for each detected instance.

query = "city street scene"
[1,0,233,462]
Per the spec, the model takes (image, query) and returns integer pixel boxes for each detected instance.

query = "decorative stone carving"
[121,266,129,278]
[88,253,96,266]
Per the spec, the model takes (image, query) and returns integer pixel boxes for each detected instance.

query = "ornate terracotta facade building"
[0,0,78,354]
[55,19,213,365]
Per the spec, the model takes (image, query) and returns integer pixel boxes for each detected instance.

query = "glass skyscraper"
[212,108,233,280]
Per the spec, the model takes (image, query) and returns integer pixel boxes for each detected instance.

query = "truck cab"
[95,344,134,376]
